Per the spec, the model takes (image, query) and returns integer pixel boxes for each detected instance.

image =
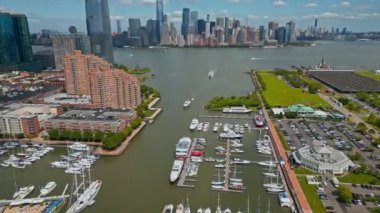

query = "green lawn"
[257,71,329,107]
[338,173,380,185]
[298,177,326,213]
[293,167,317,175]
[275,126,290,150]
[356,70,380,81]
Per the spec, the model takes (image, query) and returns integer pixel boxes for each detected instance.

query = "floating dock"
[177,138,197,188]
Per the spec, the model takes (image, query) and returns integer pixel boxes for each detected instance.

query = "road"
[348,94,380,115]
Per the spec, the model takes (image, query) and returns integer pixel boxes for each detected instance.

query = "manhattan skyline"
[1,0,380,33]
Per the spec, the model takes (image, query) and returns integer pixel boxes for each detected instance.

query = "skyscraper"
[85,0,113,63]
[190,11,198,35]
[64,50,141,109]
[268,21,279,40]
[116,19,121,34]
[259,25,266,42]
[181,8,190,41]
[156,0,164,42]
[286,21,296,42]
[128,18,141,37]
[0,12,33,65]
[314,19,318,28]
[275,27,286,44]
[52,35,76,71]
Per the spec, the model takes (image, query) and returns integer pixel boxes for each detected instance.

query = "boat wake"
[250,57,267,60]
[208,70,215,79]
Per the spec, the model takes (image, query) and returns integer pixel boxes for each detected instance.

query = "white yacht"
[162,204,174,213]
[204,208,211,213]
[257,161,275,167]
[197,208,203,213]
[267,187,285,193]
[189,119,199,130]
[263,172,279,178]
[176,203,184,213]
[203,122,210,132]
[222,106,252,114]
[169,160,184,183]
[68,142,90,152]
[13,185,35,200]
[40,181,57,196]
[218,130,243,140]
[66,180,102,213]
[223,208,231,213]
[197,123,203,131]
[175,137,192,159]
[183,100,191,108]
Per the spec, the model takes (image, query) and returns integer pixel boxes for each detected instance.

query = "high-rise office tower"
[181,8,190,41]
[216,17,224,28]
[117,19,121,34]
[64,51,141,109]
[275,27,286,44]
[286,21,296,42]
[314,19,318,28]
[128,18,141,37]
[259,25,266,42]
[190,11,198,34]
[156,0,164,41]
[85,0,113,63]
[147,19,159,45]
[206,14,210,23]
[0,12,33,65]
[197,19,206,35]
[268,21,279,40]
[224,17,229,43]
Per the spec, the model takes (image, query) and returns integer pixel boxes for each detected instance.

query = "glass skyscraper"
[85,0,113,63]
[181,8,190,41]
[0,13,32,65]
[156,0,164,43]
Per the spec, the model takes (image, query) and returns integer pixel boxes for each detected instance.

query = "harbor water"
[1,40,380,212]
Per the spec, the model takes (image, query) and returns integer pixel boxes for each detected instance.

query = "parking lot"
[276,119,377,168]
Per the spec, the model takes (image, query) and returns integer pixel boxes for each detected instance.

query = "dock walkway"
[177,138,197,188]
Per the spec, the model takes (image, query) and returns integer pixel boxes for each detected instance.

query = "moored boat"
[13,185,35,200]
[40,181,57,196]
[162,204,174,213]
[169,160,184,183]
[183,100,191,108]
[222,106,252,114]
[189,119,199,130]
[255,115,265,127]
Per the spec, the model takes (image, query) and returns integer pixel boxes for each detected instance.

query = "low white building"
[292,141,354,175]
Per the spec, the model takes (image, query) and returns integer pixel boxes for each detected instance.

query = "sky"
[0,0,379,33]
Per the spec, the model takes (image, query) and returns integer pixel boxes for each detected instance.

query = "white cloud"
[273,1,286,6]
[119,0,133,5]
[319,12,340,18]
[227,0,240,3]
[0,6,15,13]
[141,0,156,4]
[118,0,156,5]
[305,3,317,8]
[340,1,351,7]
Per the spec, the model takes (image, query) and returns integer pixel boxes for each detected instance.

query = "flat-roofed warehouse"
[308,71,380,93]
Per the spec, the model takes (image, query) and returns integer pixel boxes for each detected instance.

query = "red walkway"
[267,120,312,213]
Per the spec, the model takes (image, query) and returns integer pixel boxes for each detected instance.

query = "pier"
[197,114,254,120]
[177,138,197,188]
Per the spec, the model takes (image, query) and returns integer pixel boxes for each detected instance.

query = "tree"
[284,111,298,119]
[82,130,93,142]
[93,131,104,142]
[70,130,82,141]
[371,207,380,213]
[130,117,142,129]
[48,129,59,140]
[356,92,369,101]
[59,130,71,140]
[337,185,352,203]
[338,97,350,105]
[349,152,361,161]
[356,122,367,133]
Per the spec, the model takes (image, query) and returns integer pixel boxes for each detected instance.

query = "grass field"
[297,177,326,213]
[356,70,380,82]
[338,173,380,185]
[257,71,329,107]
[293,167,317,175]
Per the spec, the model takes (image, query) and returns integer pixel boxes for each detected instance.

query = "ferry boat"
[175,137,192,159]
[169,160,184,183]
[66,180,102,213]
[40,181,57,196]
[183,100,191,108]
[189,119,199,130]
[255,115,265,127]
[222,106,252,114]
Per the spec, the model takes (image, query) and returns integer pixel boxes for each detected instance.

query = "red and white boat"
[255,115,265,127]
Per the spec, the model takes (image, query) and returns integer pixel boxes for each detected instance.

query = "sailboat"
[263,172,283,189]
[185,194,191,213]
[262,165,279,178]
[212,168,224,186]
[215,193,222,213]
[176,203,184,213]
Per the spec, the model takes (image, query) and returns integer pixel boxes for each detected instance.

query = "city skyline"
[1,0,380,33]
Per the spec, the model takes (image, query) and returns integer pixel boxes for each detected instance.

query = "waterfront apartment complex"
[0,104,63,136]
[64,51,141,109]
[44,109,136,133]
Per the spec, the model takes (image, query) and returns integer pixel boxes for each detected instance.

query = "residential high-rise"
[0,12,33,65]
[85,0,114,63]
[64,50,141,109]
[181,8,190,41]
[268,21,279,39]
[117,19,121,34]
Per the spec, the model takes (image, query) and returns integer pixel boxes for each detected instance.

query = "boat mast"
[217,193,221,209]
[247,194,250,213]
[257,195,261,213]
[267,198,270,213]
[186,193,190,210]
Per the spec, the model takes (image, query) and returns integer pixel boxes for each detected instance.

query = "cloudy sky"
[1,0,379,33]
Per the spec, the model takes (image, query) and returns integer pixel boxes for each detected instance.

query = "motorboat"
[257,161,275,167]
[204,208,211,213]
[40,181,57,196]
[197,208,203,213]
[218,130,243,140]
[68,142,90,152]
[224,208,232,213]
[214,164,225,168]
[211,185,224,190]
[255,115,265,127]
[169,160,184,183]
[263,172,279,178]
[51,161,70,169]
[162,204,174,213]
[222,106,252,114]
[189,119,199,130]
[229,178,242,182]
[263,183,284,189]
[231,158,250,165]
[197,123,203,131]
[13,185,35,199]
[231,149,244,153]
[203,122,210,132]
[183,100,191,108]
[267,187,285,193]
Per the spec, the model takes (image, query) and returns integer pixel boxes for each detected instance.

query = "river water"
[1,40,380,213]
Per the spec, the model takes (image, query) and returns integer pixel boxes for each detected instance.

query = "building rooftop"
[44,93,91,105]
[53,109,134,122]
[287,104,314,113]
